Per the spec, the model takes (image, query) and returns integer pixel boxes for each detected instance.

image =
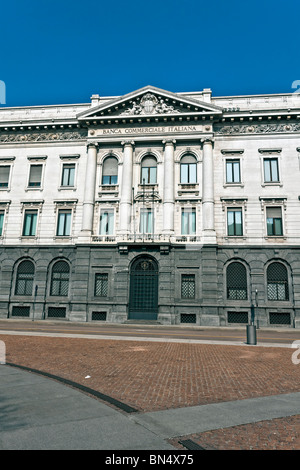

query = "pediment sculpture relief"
[121,93,180,115]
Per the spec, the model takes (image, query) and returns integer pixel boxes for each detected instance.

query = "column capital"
[201,137,214,147]
[162,139,176,148]
[121,140,135,148]
[86,140,99,150]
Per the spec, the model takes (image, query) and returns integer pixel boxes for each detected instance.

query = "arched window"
[102,156,118,185]
[50,260,70,296]
[227,262,247,300]
[267,262,289,301]
[141,156,157,184]
[15,260,35,296]
[180,154,197,183]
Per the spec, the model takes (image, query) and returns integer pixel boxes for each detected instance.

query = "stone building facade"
[0,85,300,328]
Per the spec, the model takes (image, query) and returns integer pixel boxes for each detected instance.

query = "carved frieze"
[0,129,87,143]
[215,122,300,135]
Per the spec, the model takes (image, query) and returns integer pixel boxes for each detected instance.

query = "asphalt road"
[0,319,299,346]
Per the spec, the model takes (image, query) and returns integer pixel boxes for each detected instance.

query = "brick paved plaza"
[2,334,300,450]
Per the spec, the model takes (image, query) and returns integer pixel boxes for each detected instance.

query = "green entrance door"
[129,257,158,320]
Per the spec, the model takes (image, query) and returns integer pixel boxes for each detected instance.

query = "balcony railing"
[91,234,202,244]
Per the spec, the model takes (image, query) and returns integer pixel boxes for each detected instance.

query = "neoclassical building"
[0,85,300,328]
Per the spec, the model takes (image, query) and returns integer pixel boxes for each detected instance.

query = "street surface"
[0,319,298,346]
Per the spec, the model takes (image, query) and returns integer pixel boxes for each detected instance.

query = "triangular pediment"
[77,85,223,121]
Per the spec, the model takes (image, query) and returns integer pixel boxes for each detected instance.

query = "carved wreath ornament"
[121,93,179,115]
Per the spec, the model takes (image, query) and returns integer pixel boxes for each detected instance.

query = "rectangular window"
[181,208,196,235]
[264,158,279,182]
[181,274,195,299]
[100,210,114,235]
[266,207,283,236]
[140,208,154,234]
[180,163,197,184]
[94,273,108,297]
[56,209,71,236]
[0,211,4,236]
[22,210,38,236]
[227,208,243,236]
[61,163,75,186]
[141,166,157,184]
[0,166,10,187]
[226,160,240,183]
[28,164,42,187]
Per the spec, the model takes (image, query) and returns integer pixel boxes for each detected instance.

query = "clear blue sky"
[1,0,300,106]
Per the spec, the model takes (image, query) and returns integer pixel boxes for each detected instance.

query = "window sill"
[261,182,283,187]
[58,186,77,191]
[223,183,244,188]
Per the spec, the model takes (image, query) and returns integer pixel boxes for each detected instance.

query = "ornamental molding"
[215,122,300,135]
[0,130,87,143]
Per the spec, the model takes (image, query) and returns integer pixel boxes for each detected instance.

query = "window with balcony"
[140,208,154,234]
[0,211,4,236]
[181,208,196,235]
[100,209,114,235]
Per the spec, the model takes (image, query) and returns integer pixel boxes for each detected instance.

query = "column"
[119,140,134,234]
[202,138,216,243]
[81,142,98,234]
[162,139,175,234]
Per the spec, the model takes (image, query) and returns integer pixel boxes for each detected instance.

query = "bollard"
[246,324,257,345]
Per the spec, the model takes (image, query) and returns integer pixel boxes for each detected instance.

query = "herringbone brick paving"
[2,334,300,449]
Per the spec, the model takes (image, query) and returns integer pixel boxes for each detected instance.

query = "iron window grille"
[180,313,196,323]
[267,262,289,301]
[47,307,66,318]
[227,262,247,300]
[94,273,108,297]
[50,260,70,296]
[227,311,249,324]
[269,312,291,325]
[181,274,195,299]
[92,311,107,321]
[12,306,30,317]
[15,260,35,296]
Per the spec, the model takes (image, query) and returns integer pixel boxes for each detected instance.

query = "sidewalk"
[0,328,299,450]
[0,364,299,450]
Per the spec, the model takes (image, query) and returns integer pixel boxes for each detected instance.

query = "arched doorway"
[129,256,158,320]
